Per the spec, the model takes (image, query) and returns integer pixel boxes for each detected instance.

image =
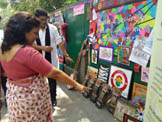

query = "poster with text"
[129,36,150,67]
[144,0,162,122]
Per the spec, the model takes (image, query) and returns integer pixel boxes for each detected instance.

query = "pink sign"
[141,67,149,83]
[73,4,85,16]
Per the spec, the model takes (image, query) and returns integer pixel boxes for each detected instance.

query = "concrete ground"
[1,82,119,122]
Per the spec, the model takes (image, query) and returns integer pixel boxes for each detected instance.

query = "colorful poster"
[98,46,113,63]
[108,65,132,99]
[117,46,131,66]
[141,67,149,83]
[144,0,162,122]
[91,49,98,64]
[129,37,150,67]
[73,4,85,16]
[96,0,157,55]
[132,83,147,104]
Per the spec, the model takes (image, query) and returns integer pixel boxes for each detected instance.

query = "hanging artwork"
[114,99,137,122]
[134,64,140,73]
[143,29,154,55]
[95,0,140,11]
[91,49,98,64]
[108,65,132,99]
[132,83,147,104]
[117,46,131,66]
[96,0,157,55]
[93,0,100,8]
[97,65,109,83]
[141,67,149,83]
[123,114,142,122]
[88,32,97,44]
[87,6,92,20]
[98,46,113,63]
[129,36,150,67]
[87,66,98,78]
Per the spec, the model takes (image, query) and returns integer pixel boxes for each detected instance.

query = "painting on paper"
[91,49,98,64]
[99,46,113,63]
[108,65,132,99]
[117,46,131,66]
[97,65,109,83]
[132,83,147,104]
[96,0,157,55]
[87,66,98,78]
[141,67,149,83]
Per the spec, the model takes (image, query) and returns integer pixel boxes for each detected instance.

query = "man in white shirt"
[33,8,73,106]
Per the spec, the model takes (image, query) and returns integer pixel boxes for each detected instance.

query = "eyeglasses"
[39,18,48,22]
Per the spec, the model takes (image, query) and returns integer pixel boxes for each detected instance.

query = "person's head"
[34,8,48,29]
[1,12,40,54]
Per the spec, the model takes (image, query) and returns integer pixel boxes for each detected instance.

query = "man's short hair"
[0,16,2,21]
[35,8,48,17]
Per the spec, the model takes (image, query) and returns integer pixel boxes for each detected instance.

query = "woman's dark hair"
[1,12,40,54]
[35,8,48,17]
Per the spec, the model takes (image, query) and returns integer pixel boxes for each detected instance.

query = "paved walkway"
[1,82,119,122]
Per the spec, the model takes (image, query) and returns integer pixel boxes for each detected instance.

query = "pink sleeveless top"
[0,46,53,81]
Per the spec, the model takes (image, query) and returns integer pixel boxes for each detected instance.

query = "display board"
[96,0,157,55]
[89,0,157,100]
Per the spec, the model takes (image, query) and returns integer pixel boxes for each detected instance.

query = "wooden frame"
[114,99,136,122]
[117,46,131,66]
[123,114,142,122]
[132,83,147,104]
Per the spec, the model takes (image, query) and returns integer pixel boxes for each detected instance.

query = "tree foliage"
[0,0,82,28]
[9,0,82,13]
[0,5,16,29]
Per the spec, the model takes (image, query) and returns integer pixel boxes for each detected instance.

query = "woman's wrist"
[64,54,69,57]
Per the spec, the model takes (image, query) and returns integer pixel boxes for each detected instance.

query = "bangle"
[65,54,69,57]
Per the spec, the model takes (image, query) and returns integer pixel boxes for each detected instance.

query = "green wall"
[64,1,90,68]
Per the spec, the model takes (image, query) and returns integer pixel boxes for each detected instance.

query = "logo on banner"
[111,70,128,91]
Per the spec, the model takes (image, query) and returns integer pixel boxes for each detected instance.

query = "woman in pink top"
[0,12,90,122]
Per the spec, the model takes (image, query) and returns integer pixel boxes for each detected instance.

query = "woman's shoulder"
[20,46,39,55]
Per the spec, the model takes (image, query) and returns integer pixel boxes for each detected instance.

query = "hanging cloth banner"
[66,0,92,10]
[95,0,145,11]
[73,4,85,16]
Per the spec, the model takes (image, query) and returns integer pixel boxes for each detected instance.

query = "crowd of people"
[0,9,91,121]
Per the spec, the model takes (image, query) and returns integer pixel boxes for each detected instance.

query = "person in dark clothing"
[33,8,73,106]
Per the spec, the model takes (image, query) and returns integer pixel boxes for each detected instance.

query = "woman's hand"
[74,83,92,93]
[65,56,73,63]
[44,46,53,52]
